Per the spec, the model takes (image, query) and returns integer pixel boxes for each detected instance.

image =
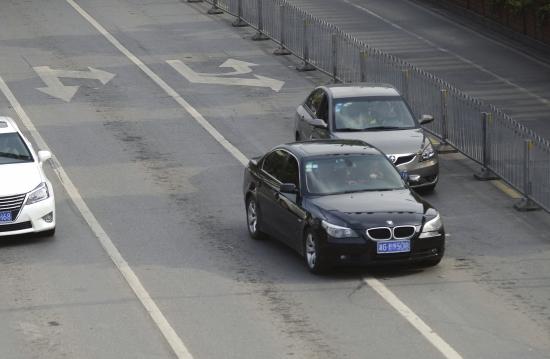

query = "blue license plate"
[377,240,410,254]
[0,211,12,222]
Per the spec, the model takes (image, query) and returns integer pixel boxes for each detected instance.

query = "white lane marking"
[64,0,463,357]
[33,66,115,102]
[167,59,285,91]
[0,75,194,359]
[364,278,463,359]
[341,0,550,107]
[65,0,248,167]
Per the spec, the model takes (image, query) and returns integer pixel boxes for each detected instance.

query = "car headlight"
[420,142,435,161]
[26,182,49,205]
[419,214,442,238]
[322,220,358,238]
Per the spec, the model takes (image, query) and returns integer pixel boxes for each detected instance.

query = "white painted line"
[65,0,248,167]
[0,76,194,359]
[341,0,550,107]
[63,1,464,358]
[364,278,463,359]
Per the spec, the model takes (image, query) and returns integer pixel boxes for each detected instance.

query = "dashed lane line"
[0,78,193,359]
[64,0,464,358]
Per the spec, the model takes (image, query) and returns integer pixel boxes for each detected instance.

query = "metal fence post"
[207,0,223,14]
[474,112,498,180]
[297,18,315,71]
[331,33,338,82]
[401,69,410,101]
[273,5,291,55]
[437,88,456,153]
[252,0,269,40]
[232,0,248,27]
[514,139,540,211]
[359,51,368,82]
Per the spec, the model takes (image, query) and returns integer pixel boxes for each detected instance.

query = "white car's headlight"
[26,182,49,205]
[322,220,358,238]
[419,214,442,238]
[420,142,435,161]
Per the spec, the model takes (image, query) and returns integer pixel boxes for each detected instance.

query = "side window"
[262,150,287,182]
[316,94,328,122]
[280,155,299,187]
[305,89,324,116]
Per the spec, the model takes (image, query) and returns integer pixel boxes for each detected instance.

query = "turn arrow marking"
[167,59,284,92]
[34,66,116,102]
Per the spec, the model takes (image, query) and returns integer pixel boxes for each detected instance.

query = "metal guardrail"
[197,0,550,213]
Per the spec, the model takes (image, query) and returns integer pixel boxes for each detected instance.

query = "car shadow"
[0,232,54,248]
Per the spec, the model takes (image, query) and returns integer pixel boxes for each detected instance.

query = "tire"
[42,228,56,237]
[304,229,329,274]
[295,132,301,141]
[246,196,265,240]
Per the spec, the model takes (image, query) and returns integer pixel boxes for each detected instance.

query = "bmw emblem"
[389,155,396,163]
[386,220,394,226]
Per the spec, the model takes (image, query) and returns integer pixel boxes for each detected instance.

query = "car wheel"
[295,132,301,141]
[246,196,265,240]
[304,229,329,274]
[43,228,56,237]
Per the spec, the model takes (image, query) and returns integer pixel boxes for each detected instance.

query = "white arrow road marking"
[33,66,116,102]
[210,59,257,76]
[166,59,284,92]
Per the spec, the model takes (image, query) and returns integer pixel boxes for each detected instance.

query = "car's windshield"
[0,133,33,164]
[304,154,405,195]
[333,97,416,131]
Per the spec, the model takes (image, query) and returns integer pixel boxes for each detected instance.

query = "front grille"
[393,226,415,239]
[0,193,26,221]
[0,221,32,232]
[394,154,416,166]
[367,227,392,240]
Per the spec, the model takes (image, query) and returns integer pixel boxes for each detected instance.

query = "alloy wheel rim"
[247,200,257,234]
[306,233,316,268]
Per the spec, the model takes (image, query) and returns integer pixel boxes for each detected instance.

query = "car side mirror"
[37,150,52,163]
[280,183,297,194]
[308,118,328,129]
[419,114,434,125]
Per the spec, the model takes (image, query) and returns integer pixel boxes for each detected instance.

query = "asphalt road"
[0,1,550,358]
[286,0,550,141]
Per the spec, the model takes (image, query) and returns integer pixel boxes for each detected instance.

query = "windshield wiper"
[335,128,365,132]
[0,152,31,160]
[362,126,406,131]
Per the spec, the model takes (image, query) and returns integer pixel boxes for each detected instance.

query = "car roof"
[0,116,20,134]
[321,83,401,99]
[280,140,383,158]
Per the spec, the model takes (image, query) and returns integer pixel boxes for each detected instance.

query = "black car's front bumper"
[320,233,445,266]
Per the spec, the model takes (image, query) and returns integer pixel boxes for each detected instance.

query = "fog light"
[42,212,53,223]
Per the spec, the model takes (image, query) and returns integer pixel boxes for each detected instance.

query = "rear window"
[0,133,33,164]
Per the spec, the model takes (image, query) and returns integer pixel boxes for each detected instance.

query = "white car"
[0,116,55,237]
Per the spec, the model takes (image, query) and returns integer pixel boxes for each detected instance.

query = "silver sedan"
[294,83,439,191]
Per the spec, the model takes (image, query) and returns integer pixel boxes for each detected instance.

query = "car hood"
[0,162,43,196]
[307,189,428,228]
[332,128,425,155]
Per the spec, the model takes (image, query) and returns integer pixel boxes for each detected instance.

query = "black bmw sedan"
[243,140,445,273]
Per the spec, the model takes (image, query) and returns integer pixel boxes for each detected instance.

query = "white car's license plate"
[0,211,12,222]
[377,240,410,254]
